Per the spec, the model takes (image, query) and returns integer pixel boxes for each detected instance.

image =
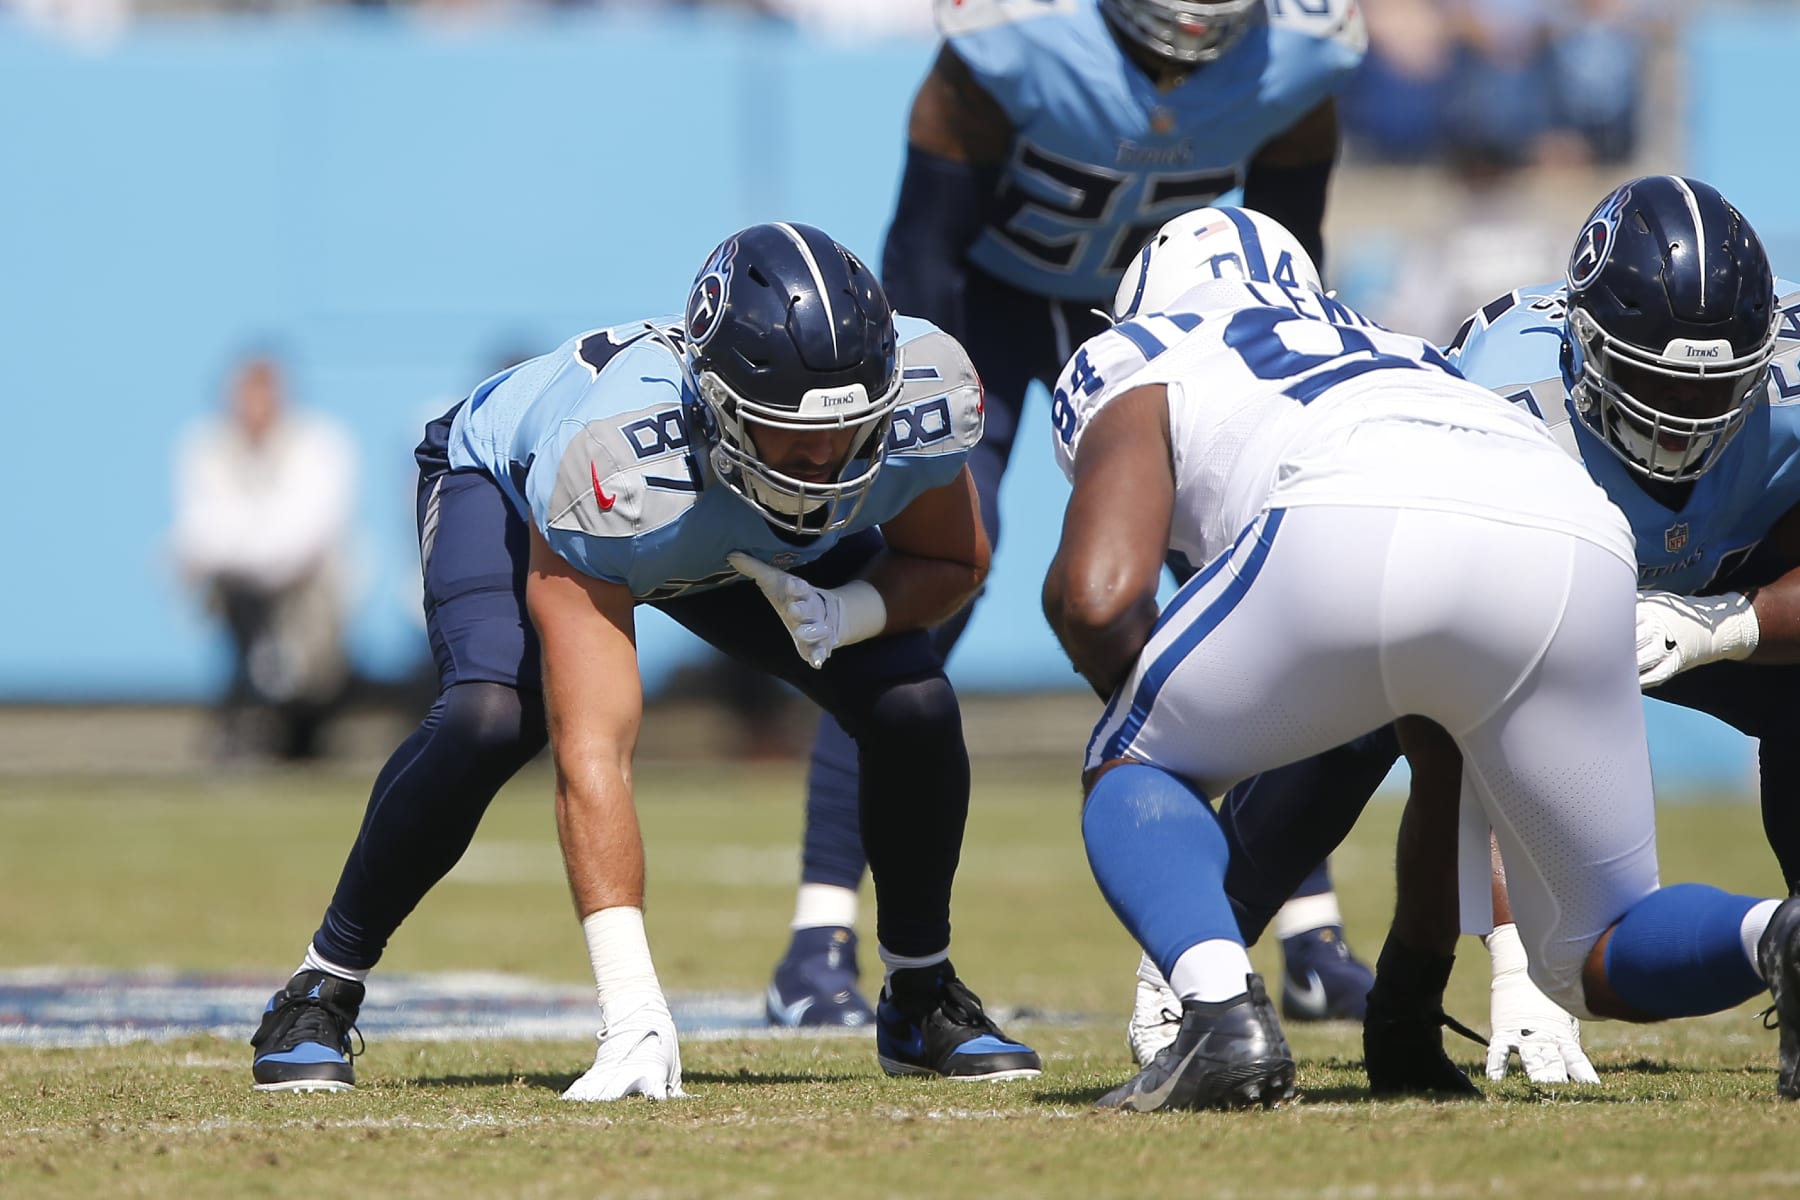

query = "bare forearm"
[863,550,986,633]
[554,757,645,917]
[1750,575,1800,663]
[1044,575,1160,699]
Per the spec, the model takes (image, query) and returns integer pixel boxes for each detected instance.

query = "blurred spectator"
[170,353,357,762]
[755,0,932,40]
[1372,143,1569,345]
[1545,0,1655,164]
[1339,0,1455,162]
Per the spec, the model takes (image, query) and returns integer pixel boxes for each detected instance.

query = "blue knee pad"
[1603,883,1766,1018]
[1082,764,1244,977]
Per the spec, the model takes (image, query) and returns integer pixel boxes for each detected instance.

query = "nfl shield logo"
[1665,523,1689,553]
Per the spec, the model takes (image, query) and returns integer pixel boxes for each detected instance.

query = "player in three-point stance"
[248,222,1040,1098]
[1041,206,1800,1110]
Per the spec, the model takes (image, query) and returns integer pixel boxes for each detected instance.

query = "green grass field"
[2,759,1795,1199]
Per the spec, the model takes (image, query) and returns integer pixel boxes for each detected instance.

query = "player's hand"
[728,552,886,669]
[1484,923,1599,1085]
[1634,590,1758,688]
[561,1000,687,1102]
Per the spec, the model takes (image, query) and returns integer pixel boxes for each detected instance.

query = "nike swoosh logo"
[1131,1029,1212,1109]
[591,463,617,511]
[766,986,813,1027]
[1284,970,1328,1019]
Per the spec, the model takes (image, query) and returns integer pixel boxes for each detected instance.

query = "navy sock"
[1603,883,1766,1017]
[1081,763,1243,977]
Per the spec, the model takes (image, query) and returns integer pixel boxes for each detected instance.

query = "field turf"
[1,759,1794,1198]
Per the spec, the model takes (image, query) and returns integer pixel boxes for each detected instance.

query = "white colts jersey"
[1049,279,1635,573]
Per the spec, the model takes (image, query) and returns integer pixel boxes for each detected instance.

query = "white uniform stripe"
[1672,177,1707,304]
[775,221,839,356]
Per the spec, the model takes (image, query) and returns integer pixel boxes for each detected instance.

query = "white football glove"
[1484,923,1599,1085]
[1633,590,1758,688]
[1127,952,1182,1068]
[728,552,887,670]
[561,999,687,1102]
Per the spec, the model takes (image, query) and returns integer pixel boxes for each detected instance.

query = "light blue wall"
[0,13,1767,793]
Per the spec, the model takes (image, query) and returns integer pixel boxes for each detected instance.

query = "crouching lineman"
[1133,177,1800,1097]
[1040,206,1800,1111]
[247,221,1040,1099]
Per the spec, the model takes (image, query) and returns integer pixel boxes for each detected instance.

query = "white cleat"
[1127,952,1183,1069]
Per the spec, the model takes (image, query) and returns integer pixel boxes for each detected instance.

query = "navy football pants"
[311,407,971,968]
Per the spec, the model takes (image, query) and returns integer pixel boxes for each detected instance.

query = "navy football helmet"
[1564,175,1779,483]
[680,222,902,535]
[1100,0,1266,66]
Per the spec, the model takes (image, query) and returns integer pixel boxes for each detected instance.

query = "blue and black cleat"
[250,969,365,1092]
[875,961,1041,1081]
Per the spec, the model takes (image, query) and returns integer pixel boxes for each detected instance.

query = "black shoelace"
[261,992,365,1060]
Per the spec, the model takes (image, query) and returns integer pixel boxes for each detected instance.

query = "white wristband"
[580,906,666,1017]
[1485,921,1528,977]
[1711,592,1760,660]
[831,579,887,648]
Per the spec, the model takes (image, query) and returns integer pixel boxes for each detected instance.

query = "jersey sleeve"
[880,321,986,495]
[529,420,642,585]
[1267,0,1367,56]
[1048,316,1183,481]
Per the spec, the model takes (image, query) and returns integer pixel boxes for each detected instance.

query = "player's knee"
[441,681,547,765]
[854,673,962,751]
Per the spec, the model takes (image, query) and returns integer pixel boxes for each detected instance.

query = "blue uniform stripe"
[1222,208,1269,281]
[1085,541,1242,766]
[1120,241,1155,318]
[1114,320,1167,360]
[1286,356,1419,404]
[1102,509,1286,762]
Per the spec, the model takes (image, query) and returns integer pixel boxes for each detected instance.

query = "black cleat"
[1096,974,1295,1112]
[875,961,1041,1081]
[250,970,365,1093]
[1363,995,1483,1098]
[1757,894,1800,1100]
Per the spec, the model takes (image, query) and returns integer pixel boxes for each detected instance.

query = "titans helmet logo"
[1569,185,1631,290]
[686,238,737,348]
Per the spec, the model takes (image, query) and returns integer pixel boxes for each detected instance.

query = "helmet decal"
[685,237,737,348]
[1568,185,1629,291]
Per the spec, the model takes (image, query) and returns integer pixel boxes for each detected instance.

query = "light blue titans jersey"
[446,316,982,601]
[942,0,1365,302]
[1447,280,1800,593]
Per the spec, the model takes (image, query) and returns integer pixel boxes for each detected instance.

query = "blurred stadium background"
[0,0,1788,791]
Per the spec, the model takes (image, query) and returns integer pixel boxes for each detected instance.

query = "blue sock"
[1081,764,1243,977]
[799,714,867,890]
[1603,883,1766,1017]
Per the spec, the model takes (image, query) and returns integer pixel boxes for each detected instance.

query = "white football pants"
[1086,500,1658,1018]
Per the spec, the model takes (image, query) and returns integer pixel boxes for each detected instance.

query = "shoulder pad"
[936,0,1077,37]
[1775,281,1800,348]
[543,403,699,541]
[887,328,983,459]
[1269,0,1367,51]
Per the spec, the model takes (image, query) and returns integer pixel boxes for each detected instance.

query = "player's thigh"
[417,468,539,691]
[1086,506,1401,792]
[1456,537,1657,1008]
